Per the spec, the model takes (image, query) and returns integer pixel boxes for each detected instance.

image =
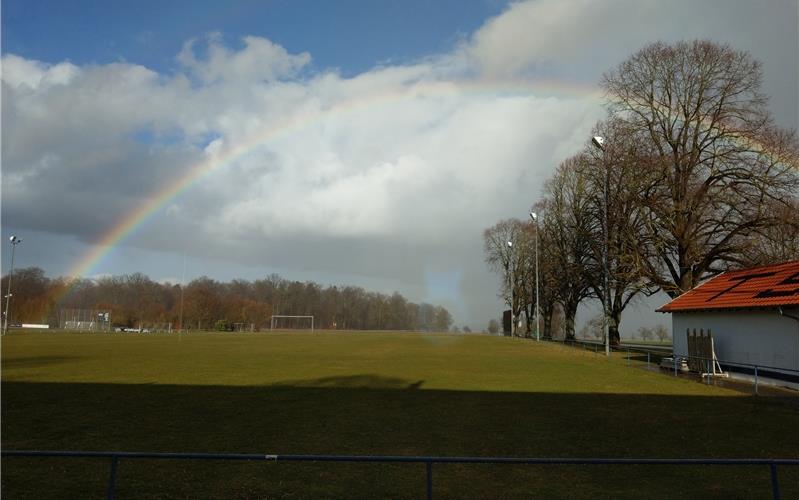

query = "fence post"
[647,352,650,368]
[754,366,759,396]
[107,455,119,500]
[426,461,433,500]
[673,357,677,376]
[770,463,780,500]
[626,350,630,366]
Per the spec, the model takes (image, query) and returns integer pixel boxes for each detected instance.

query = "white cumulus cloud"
[2,0,795,328]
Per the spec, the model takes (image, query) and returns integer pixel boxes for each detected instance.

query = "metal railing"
[2,450,798,500]
[551,338,799,395]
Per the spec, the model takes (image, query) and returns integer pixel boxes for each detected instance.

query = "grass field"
[2,330,797,499]
[620,339,672,346]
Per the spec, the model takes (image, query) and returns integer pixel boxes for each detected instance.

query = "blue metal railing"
[3,450,798,500]
[551,338,799,394]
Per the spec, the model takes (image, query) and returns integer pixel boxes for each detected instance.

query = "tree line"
[485,40,799,344]
[0,267,454,332]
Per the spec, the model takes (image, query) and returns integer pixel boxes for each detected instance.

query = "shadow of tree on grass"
[1,355,83,370]
[272,374,424,389]
[2,379,797,499]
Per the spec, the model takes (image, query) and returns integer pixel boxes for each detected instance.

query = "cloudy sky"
[2,0,797,332]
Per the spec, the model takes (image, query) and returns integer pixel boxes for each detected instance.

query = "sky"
[2,0,798,332]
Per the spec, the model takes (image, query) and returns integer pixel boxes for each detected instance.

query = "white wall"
[671,308,799,371]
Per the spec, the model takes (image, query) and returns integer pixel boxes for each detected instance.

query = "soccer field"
[2,331,797,498]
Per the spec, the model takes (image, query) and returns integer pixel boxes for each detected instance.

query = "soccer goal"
[59,309,111,332]
[270,315,314,331]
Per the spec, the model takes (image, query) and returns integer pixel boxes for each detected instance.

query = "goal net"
[147,322,173,333]
[270,315,314,331]
[59,309,111,332]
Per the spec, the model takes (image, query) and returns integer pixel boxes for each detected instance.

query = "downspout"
[778,306,799,323]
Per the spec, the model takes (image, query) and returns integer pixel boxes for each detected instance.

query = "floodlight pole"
[178,252,186,336]
[530,212,540,342]
[507,240,514,337]
[3,236,22,337]
[591,136,610,357]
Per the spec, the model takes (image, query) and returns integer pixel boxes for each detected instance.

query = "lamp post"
[507,240,514,337]
[530,212,540,342]
[3,235,23,336]
[591,136,610,357]
[178,252,186,337]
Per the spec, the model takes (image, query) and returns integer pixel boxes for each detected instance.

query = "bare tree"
[541,157,594,339]
[637,326,654,341]
[738,197,799,265]
[483,218,534,335]
[653,324,670,343]
[532,200,569,339]
[516,221,540,337]
[583,119,659,345]
[433,306,453,332]
[579,313,604,340]
[0,267,51,324]
[602,40,799,297]
[16,268,448,332]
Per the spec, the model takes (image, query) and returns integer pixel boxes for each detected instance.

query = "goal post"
[270,315,314,331]
[59,309,111,332]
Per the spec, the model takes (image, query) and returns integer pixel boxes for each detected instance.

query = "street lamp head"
[507,241,513,248]
[591,136,606,150]
[9,236,21,244]
[530,212,537,221]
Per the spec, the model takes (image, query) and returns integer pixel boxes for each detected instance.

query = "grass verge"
[2,331,797,498]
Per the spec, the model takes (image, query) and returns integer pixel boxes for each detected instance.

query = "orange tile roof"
[657,260,799,313]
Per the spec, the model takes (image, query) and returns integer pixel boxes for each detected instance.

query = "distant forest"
[1,267,455,332]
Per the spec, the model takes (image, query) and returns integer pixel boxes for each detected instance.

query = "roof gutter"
[778,306,799,323]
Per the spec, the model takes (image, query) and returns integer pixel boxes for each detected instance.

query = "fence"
[2,450,797,500]
[554,338,799,395]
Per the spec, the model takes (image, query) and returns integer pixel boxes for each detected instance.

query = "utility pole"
[179,252,186,338]
[530,212,540,342]
[507,240,514,337]
[3,236,22,336]
[592,137,611,357]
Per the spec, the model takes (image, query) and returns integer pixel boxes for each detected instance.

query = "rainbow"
[61,77,603,285]
[58,72,791,300]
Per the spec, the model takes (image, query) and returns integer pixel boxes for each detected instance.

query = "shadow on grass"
[272,374,425,389]
[2,378,798,499]
[0,355,83,370]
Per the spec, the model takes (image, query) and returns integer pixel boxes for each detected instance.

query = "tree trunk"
[563,303,577,340]
[542,306,553,339]
[513,304,524,337]
[608,309,622,347]
[525,302,533,337]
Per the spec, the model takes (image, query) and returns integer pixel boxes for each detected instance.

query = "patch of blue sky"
[2,0,509,75]
[132,127,185,147]
[131,126,221,151]
[193,132,222,150]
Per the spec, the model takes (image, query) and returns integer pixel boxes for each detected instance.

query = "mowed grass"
[2,331,797,499]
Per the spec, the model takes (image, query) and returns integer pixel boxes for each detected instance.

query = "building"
[657,260,799,379]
